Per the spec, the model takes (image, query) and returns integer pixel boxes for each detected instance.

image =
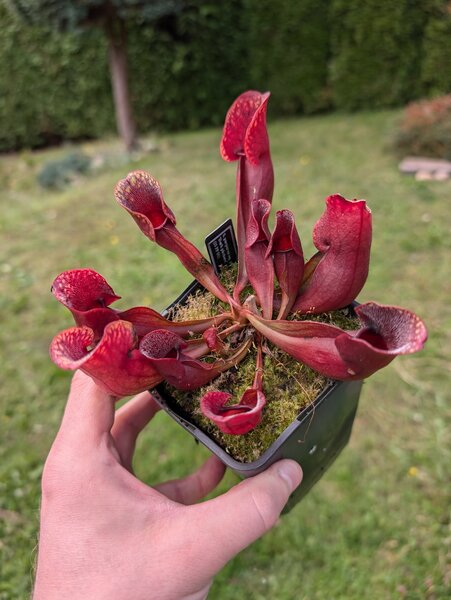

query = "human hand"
[33,371,302,600]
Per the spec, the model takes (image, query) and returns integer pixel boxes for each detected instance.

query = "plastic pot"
[153,220,363,512]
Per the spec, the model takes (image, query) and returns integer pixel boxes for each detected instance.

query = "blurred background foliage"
[1,0,450,152]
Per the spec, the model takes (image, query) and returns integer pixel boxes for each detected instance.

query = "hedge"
[420,1,451,97]
[1,0,450,151]
[0,5,113,151]
[128,0,248,132]
[246,0,331,115]
[329,0,434,110]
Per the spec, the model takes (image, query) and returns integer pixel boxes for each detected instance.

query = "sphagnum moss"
[159,266,360,463]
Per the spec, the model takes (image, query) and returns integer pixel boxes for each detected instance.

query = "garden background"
[1,0,450,598]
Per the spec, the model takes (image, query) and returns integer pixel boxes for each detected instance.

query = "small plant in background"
[393,94,451,160]
[50,91,427,436]
[38,151,91,189]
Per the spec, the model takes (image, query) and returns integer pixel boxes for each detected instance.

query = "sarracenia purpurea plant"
[50,91,427,435]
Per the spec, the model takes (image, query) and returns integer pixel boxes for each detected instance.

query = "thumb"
[58,370,115,447]
[195,460,302,570]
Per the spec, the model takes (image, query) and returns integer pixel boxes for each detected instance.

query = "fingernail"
[277,461,303,492]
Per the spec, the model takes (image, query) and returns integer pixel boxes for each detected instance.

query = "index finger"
[111,390,160,470]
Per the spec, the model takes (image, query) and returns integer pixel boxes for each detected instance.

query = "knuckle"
[250,488,280,531]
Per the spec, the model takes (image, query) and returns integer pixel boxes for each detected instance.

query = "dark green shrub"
[169,0,249,128]
[393,95,451,159]
[128,0,248,131]
[0,4,132,151]
[421,3,451,97]
[0,5,113,152]
[330,0,433,110]
[246,0,331,115]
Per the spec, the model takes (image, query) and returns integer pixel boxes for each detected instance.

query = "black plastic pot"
[153,220,363,512]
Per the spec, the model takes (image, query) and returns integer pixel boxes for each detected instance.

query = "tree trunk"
[105,16,138,152]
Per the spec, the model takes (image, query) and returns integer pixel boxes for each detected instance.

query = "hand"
[33,371,303,600]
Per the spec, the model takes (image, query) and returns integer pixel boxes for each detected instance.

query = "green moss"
[294,306,360,330]
[166,346,329,463]
[161,268,360,463]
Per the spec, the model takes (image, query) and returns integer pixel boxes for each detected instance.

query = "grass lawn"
[0,110,450,599]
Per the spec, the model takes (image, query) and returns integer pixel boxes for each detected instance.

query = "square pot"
[153,220,363,512]
[153,379,361,512]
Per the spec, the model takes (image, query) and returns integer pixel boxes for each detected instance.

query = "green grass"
[1,111,450,599]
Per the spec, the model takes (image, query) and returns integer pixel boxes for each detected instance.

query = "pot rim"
[154,376,342,471]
